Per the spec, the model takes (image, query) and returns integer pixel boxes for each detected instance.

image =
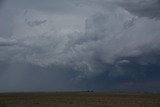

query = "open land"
[0,92,160,107]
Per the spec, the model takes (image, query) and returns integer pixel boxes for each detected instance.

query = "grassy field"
[0,92,160,107]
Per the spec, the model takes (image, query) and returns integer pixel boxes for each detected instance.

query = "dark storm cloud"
[118,0,160,19]
[0,61,79,92]
[0,0,4,6]
[0,0,160,92]
[76,54,160,92]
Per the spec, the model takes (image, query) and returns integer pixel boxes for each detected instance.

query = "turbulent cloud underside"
[0,0,160,92]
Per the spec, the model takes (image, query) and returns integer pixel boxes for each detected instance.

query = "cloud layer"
[5,8,160,73]
[116,0,160,19]
[0,0,160,92]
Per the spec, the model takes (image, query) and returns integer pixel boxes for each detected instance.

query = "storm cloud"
[0,0,160,92]
[117,0,160,19]
[0,37,17,46]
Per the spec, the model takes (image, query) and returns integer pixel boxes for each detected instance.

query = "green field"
[0,92,160,107]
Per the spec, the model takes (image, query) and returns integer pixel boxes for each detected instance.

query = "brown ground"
[0,92,160,107]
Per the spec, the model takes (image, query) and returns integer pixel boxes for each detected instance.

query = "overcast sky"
[0,0,160,92]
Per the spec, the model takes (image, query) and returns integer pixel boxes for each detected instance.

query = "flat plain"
[0,92,160,107]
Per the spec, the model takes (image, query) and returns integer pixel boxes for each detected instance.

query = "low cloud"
[3,8,159,76]
[0,0,160,92]
[117,0,160,19]
[0,37,17,46]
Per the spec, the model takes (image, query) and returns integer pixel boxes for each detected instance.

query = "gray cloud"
[1,4,160,73]
[0,0,4,6]
[25,19,47,27]
[0,0,160,92]
[0,61,78,92]
[0,37,17,46]
[2,8,159,76]
[117,0,160,19]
